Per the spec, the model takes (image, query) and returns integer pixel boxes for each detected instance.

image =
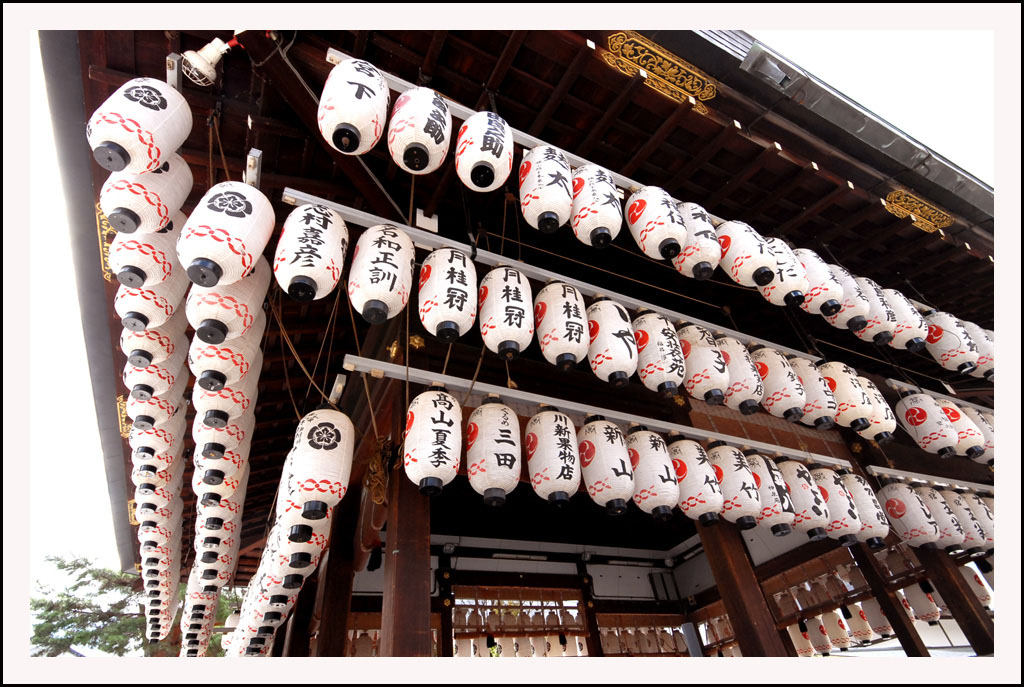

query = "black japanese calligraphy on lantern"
[444,287,468,311]
[613,329,635,358]
[494,453,517,469]
[351,60,378,79]
[546,171,569,194]
[504,306,525,328]
[347,81,376,100]
[564,321,584,344]
[611,459,633,479]
[658,464,676,485]
[603,425,623,445]
[494,427,515,445]
[501,285,523,303]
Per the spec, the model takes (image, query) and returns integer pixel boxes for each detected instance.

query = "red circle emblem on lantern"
[859,610,867,622]
[823,376,837,392]
[572,176,585,199]
[588,319,600,344]
[680,339,691,358]
[418,264,431,291]
[534,301,547,327]
[885,498,906,519]
[904,406,927,426]
[721,350,731,365]
[579,440,595,468]
[752,472,761,489]
[819,624,828,636]
[819,486,830,502]
[941,406,961,423]
[712,464,724,483]
[525,432,538,460]
[755,361,769,380]
[628,448,640,469]
[479,285,489,306]
[635,329,649,353]
[801,632,809,640]
[926,324,944,344]
[627,199,646,225]
[717,234,731,257]
[838,619,846,630]
[673,458,687,480]
[466,422,479,451]
[518,160,531,188]
[404,411,415,439]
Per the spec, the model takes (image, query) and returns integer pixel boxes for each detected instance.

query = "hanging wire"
[275,290,302,421]
[212,114,232,182]
[207,116,215,187]
[300,285,342,411]
[268,292,334,406]
[461,345,488,407]
[441,343,453,376]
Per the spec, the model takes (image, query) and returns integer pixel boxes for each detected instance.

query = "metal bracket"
[244,148,263,189]
[165,52,183,91]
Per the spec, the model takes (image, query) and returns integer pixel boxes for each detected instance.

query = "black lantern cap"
[332,123,360,153]
[93,141,130,171]
[288,275,318,302]
[187,258,223,287]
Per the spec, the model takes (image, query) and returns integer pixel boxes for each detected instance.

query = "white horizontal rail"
[283,189,817,361]
[865,465,992,494]
[341,354,850,469]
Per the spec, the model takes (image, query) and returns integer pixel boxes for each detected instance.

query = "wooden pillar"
[309,485,361,656]
[696,521,788,656]
[912,547,994,656]
[777,628,798,657]
[849,544,930,656]
[281,570,318,657]
[437,554,455,657]
[576,562,605,657]
[379,385,433,656]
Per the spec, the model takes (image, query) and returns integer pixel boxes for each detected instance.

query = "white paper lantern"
[193,369,259,428]
[939,489,988,555]
[792,248,843,317]
[193,459,249,508]
[851,277,897,346]
[479,266,534,359]
[882,288,928,352]
[274,204,349,301]
[758,238,808,307]
[960,566,992,607]
[456,110,514,192]
[930,398,986,459]
[963,492,994,552]
[518,145,573,233]
[876,481,941,548]
[749,346,805,422]
[534,282,588,370]
[632,311,686,396]
[586,298,637,387]
[714,220,777,287]
[902,583,941,623]
[821,610,851,651]
[668,436,723,524]
[403,386,462,494]
[119,307,189,368]
[787,356,838,430]
[387,86,451,174]
[628,428,677,521]
[823,264,870,332]
[624,186,688,260]
[109,211,185,291]
[193,409,256,459]
[809,466,862,546]
[317,58,389,155]
[99,152,192,236]
[807,616,833,655]
[786,624,815,657]
[418,248,477,342]
[706,442,760,529]
[677,323,728,404]
[746,451,795,537]
[187,255,271,344]
[130,414,186,468]
[851,376,896,444]
[777,459,830,541]
[672,202,720,280]
[178,181,276,287]
[960,320,994,381]
[87,77,192,174]
[913,485,966,553]
[894,390,958,458]
[115,268,189,332]
[959,406,994,465]
[859,597,893,637]
[578,416,633,514]
[347,224,415,325]
[840,472,889,548]
[816,361,873,432]
[525,408,580,505]
[132,455,185,496]
[188,319,265,393]
[922,310,980,374]
[122,344,187,401]
[466,397,521,507]
[279,408,355,527]
[713,334,764,415]
[842,604,873,644]
[570,164,621,247]
[127,368,188,429]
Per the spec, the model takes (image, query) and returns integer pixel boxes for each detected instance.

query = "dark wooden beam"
[528,43,590,136]
[814,198,888,246]
[667,122,740,195]
[354,30,369,58]
[703,143,781,211]
[419,30,448,83]
[696,521,788,656]
[620,99,692,176]
[912,547,994,655]
[309,485,361,656]
[901,241,960,280]
[281,570,319,657]
[437,555,455,657]
[841,214,917,260]
[776,182,855,235]
[849,544,930,656]
[575,72,645,158]
[577,562,605,657]
[748,163,818,218]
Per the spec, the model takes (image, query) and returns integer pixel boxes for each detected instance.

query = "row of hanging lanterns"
[874,477,994,554]
[599,625,688,655]
[225,407,355,657]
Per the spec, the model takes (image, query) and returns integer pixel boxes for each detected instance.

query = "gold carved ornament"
[117,395,131,438]
[127,498,139,526]
[884,190,955,234]
[96,203,116,281]
[604,31,717,115]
